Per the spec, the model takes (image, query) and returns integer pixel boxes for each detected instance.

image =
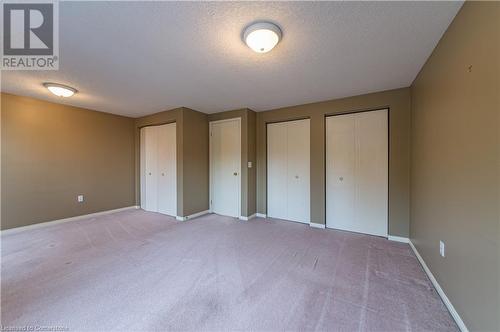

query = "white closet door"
[267,119,310,223]
[326,114,356,229]
[326,109,388,236]
[143,126,159,212]
[267,122,288,220]
[157,123,177,216]
[210,119,240,218]
[286,120,310,223]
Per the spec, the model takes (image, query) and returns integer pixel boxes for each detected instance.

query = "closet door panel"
[286,119,310,223]
[144,126,159,212]
[326,115,356,230]
[355,111,388,236]
[140,128,147,210]
[267,122,288,220]
[157,123,177,216]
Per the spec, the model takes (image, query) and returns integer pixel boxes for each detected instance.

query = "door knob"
[339,176,344,181]
[162,173,165,176]
[148,172,152,176]
[233,172,238,176]
[295,175,299,179]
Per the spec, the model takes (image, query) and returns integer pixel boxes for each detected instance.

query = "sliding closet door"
[157,123,177,216]
[267,119,310,223]
[326,109,388,236]
[142,126,159,212]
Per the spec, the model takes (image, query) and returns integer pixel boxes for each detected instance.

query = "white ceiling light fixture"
[243,22,282,53]
[43,83,77,97]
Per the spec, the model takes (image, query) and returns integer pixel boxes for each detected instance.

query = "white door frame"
[209,117,242,218]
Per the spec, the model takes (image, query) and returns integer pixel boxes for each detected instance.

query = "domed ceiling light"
[43,83,77,97]
[243,22,282,53]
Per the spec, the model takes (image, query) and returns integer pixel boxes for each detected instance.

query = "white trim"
[209,118,241,125]
[1,206,140,235]
[256,213,267,218]
[309,222,326,229]
[409,240,468,332]
[209,117,242,218]
[176,210,211,222]
[239,213,257,221]
[388,235,409,243]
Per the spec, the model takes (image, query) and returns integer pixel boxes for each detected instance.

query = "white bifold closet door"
[140,123,177,217]
[267,119,310,223]
[326,109,388,236]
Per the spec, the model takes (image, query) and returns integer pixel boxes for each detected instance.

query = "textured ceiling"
[1,1,462,117]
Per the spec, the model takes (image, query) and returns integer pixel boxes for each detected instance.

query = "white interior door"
[142,126,159,212]
[267,119,310,223]
[210,119,241,218]
[157,123,177,216]
[326,109,388,236]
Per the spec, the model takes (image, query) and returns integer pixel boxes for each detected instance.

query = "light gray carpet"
[1,210,457,331]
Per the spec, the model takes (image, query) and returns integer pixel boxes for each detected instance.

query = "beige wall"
[207,109,257,217]
[247,110,257,216]
[256,88,411,237]
[182,108,209,216]
[410,2,499,331]
[135,107,209,217]
[1,93,135,230]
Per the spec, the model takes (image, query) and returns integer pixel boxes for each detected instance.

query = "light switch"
[439,240,445,257]
[248,161,252,168]
[77,195,84,203]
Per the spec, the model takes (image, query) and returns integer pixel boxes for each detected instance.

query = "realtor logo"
[2,1,59,70]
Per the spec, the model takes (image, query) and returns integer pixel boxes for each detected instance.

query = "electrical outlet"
[439,240,445,257]
[77,195,84,203]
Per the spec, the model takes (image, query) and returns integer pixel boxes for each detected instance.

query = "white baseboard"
[239,213,257,221]
[309,222,326,229]
[1,206,140,235]
[388,235,410,243]
[176,210,210,222]
[409,240,468,332]
[255,213,267,218]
